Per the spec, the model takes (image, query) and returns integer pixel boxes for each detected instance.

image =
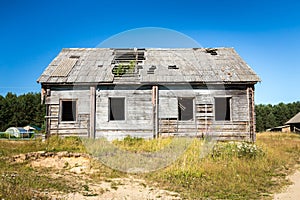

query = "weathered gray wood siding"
[46,88,90,136]
[158,86,251,141]
[95,86,153,140]
[45,84,253,141]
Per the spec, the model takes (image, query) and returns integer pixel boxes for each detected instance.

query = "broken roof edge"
[229,48,262,83]
[39,81,259,87]
[61,48,112,51]
[59,47,234,51]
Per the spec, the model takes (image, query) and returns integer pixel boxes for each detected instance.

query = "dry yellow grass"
[141,132,300,199]
[1,132,300,199]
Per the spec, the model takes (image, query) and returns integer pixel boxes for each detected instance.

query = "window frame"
[178,97,195,121]
[108,97,126,121]
[60,99,78,123]
[214,97,232,121]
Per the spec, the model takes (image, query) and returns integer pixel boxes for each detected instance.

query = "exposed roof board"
[51,57,78,77]
[37,48,261,84]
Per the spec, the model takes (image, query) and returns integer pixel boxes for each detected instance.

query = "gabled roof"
[286,112,300,124]
[37,48,261,84]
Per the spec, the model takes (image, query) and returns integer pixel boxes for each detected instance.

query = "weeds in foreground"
[112,135,173,152]
[142,133,300,199]
[0,132,300,199]
[0,136,88,199]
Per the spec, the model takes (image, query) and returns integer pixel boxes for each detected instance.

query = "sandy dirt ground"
[14,151,300,200]
[10,151,181,200]
[273,170,300,200]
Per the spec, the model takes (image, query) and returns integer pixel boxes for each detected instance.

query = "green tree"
[255,101,300,132]
[0,92,45,132]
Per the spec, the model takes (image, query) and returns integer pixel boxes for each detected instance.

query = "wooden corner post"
[152,86,159,138]
[90,86,96,138]
[248,86,256,142]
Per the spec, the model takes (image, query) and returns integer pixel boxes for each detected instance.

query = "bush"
[212,141,265,159]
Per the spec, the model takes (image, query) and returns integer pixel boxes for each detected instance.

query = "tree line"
[0,92,45,132]
[255,102,300,132]
[0,92,299,132]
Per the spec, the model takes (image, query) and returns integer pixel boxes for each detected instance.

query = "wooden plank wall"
[46,88,90,137]
[158,87,251,141]
[46,85,253,141]
[95,87,153,140]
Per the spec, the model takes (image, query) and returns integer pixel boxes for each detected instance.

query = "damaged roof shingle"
[37,48,261,84]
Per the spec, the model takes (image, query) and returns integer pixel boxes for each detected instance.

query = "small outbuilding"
[286,112,300,132]
[266,125,291,133]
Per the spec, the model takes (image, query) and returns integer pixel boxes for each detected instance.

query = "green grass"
[1,132,300,199]
[140,133,300,199]
[0,136,89,199]
[112,135,173,152]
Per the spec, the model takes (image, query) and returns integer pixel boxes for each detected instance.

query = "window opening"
[109,98,125,120]
[215,97,231,121]
[178,97,194,121]
[61,100,77,121]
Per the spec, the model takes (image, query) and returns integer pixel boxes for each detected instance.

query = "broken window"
[109,98,125,120]
[61,100,77,121]
[178,98,194,121]
[215,97,231,121]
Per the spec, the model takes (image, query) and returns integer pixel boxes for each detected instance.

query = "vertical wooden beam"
[251,86,256,142]
[90,86,96,138]
[155,86,159,138]
[248,86,256,142]
[152,86,159,138]
[43,86,50,139]
[45,104,50,139]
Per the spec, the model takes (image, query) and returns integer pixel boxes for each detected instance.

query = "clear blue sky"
[0,0,299,104]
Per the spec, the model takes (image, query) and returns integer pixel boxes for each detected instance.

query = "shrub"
[212,141,265,159]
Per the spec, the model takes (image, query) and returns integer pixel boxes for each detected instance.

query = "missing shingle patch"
[205,48,218,55]
[168,65,179,69]
[69,55,80,59]
[147,65,156,74]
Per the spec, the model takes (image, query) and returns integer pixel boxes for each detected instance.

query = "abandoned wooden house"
[38,48,260,141]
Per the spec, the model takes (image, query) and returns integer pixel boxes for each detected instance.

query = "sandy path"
[273,170,300,200]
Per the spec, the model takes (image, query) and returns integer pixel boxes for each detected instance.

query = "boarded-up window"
[178,98,194,121]
[159,97,178,119]
[61,100,77,121]
[109,98,125,120]
[215,97,231,121]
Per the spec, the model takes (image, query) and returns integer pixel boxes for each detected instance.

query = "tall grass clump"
[142,133,300,199]
[44,135,86,153]
[211,141,265,159]
[112,135,172,152]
